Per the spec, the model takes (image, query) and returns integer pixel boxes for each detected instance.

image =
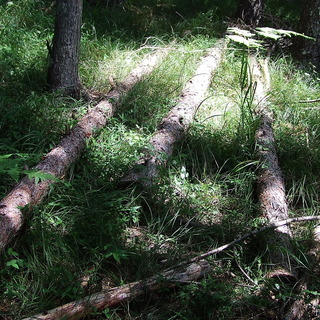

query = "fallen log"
[0,49,168,253]
[23,259,210,320]
[121,42,224,187]
[22,215,320,320]
[251,57,297,280]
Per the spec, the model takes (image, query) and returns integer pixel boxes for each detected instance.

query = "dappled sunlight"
[1,0,320,319]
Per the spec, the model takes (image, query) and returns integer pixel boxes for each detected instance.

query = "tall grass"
[1,0,320,319]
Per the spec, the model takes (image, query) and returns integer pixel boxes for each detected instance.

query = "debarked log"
[23,260,210,320]
[251,57,297,280]
[121,42,225,187]
[0,49,168,253]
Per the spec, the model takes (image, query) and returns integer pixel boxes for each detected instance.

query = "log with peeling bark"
[251,57,297,280]
[0,49,168,253]
[121,42,224,187]
[23,260,210,320]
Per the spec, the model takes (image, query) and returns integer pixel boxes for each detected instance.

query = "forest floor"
[1,1,320,319]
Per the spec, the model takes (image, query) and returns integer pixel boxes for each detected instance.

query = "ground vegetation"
[1,0,320,319]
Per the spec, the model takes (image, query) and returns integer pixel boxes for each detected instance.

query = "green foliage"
[177,277,233,319]
[227,26,314,49]
[266,0,304,27]
[256,27,315,41]
[1,1,320,319]
[0,153,29,181]
[23,169,61,184]
[5,248,24,270]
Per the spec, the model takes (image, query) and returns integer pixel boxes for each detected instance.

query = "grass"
[1,0,320,319]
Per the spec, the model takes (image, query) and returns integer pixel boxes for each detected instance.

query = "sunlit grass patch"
[2,1,320,319]
[82,118,150,187]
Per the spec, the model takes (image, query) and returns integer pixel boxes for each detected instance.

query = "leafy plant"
[1,1,320,319]
[227,26,314,49]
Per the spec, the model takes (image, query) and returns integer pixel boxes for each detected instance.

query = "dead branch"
[171,215,320,270]
[23,260,210,320]
[298,98,320,103]
[0,49,168,253]
[22,215,320,319]
[121,42,225,187]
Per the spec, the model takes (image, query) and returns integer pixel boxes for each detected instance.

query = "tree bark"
[47,0,83,99]
[0,49,168,254]
[251,57,297,280]
[121,43,224,187]
[297,0,320,71]
[235,0,265,27]
[23,260,210,320]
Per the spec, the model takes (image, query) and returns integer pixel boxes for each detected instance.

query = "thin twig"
[175,10,188,23]
[233,247,257,285]
[136,45,213,54]
[298,98,320,103]
[168,215,320,271]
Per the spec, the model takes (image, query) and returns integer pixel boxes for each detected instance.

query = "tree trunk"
[121,43,224,187]
[250,57,297,280]
[297,0,320,71]
[23,260,210,320]
[235,0,265,27]
[47,0,83,99]
[0,49,168,254]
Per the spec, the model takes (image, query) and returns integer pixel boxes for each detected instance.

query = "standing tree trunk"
[235,0,265,27]
[297,0,320,71]
[48,0,83,99]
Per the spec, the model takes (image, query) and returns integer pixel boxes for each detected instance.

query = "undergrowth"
[1,0,320,319]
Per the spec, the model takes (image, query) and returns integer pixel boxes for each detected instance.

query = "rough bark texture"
[23,260,210,320]
[47,0,83,98]
[251,57,296,280]
[122,43,224,187]
[0,49,168,254]
[235,0,265,27]
[297,0,320,71]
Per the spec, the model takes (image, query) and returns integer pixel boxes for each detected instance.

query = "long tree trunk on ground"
[296,0,320,71]
[235,0,265,27]
[47,0,83,99]
[23,260,210,320]
[0,49,168,254]
[121,43,224,187]
[251,57,297,280]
